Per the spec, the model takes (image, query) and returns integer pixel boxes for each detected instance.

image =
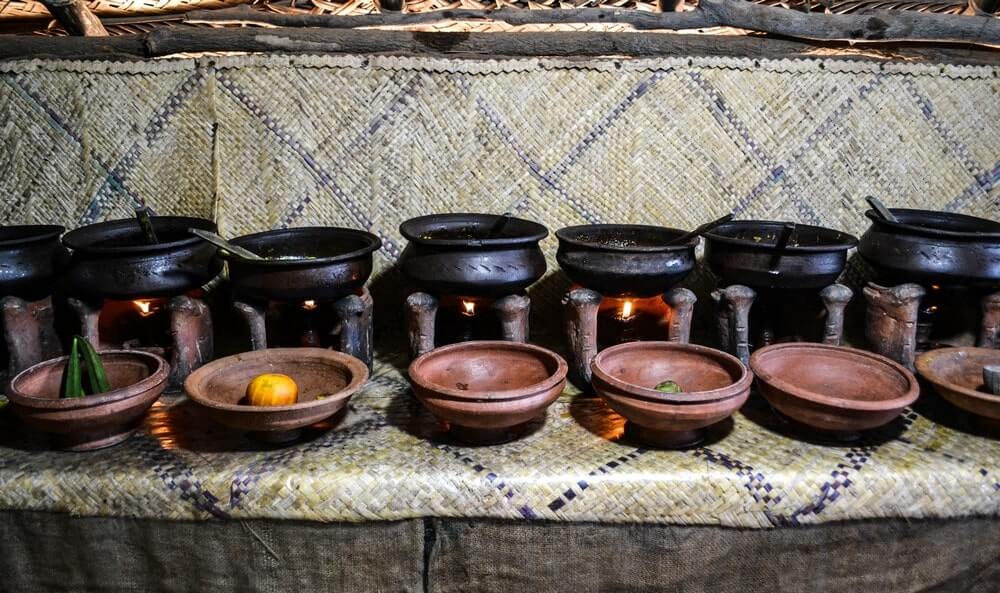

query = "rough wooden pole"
[332,289,374,370]
[233,300,268,351]
[1,296,61,379]
[663,288,696,344]
[863,283,925,370]
[979,291,1000,349]
[564,288,602,387]
[713,285,756,365]
[169,295,213,389]
[820,283,853,346]
[39,0,108,36]
[406,292,438,360]
[493,294,530,343]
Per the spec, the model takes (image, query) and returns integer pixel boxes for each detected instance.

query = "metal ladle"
[664,213,734,246]
[188,228,264,261]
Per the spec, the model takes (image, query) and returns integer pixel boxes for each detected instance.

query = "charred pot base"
[405,291,530,359]
[563,287,696,387]
[864,283,1000,370]
[712,283,853,365]
[233,287,374,370]
[68,295,213,389]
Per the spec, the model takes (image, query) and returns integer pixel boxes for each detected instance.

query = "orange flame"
[133,299,156,318]
[302,299,318,311]
[618,300,635,321]
[461,300,476,317]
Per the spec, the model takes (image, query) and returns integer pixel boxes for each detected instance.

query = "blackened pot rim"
[400,213,548,248]
[62,216,216,256]
[555,224,697,253]
[0,225,65,248]
[704,220,858,253]
[223,226,382,267]
[864,209,1000,241]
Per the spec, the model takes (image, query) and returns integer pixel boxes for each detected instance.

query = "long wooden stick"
[1,28,997,61]
[182,3,1000,46]
[38,0,108,36]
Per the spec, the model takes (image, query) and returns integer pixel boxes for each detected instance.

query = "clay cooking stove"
[556,224,699,386]
[61,216,222,389]
[399,214,548,359]
[0,225,65,384]
[703,221,858,364]
[859,208,1000,369]
[223,227,382,369]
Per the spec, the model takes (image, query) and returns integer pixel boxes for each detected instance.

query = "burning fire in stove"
[461,300,476,317]
[302,299,318,311]
[132,299,159,318]
[617,300,635,322]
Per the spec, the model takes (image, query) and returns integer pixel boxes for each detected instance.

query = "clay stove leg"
[863,283,925,370]
[333,289,374,370]
[2,296,60,377]
[67,297,104,347]
[712,285,755,365]
[233,301,268,351]
[978,292,1000,349]
[711,291,731,353]
[820,283,853,346]
[168,296,213,388]
[406,292,438,360]
[663,288,696,344]
[494,294,530,343]
[564,288,602,386]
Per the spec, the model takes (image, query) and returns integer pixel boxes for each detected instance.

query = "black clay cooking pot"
[398,214,548,297]
[0,225,66,300]
[858,208,1000,286]
[704,220,858,290]
[555,224,698,297]
[62,216,222,299]
[223,227,382,302]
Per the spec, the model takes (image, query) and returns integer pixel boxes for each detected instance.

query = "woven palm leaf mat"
[0,53,997,527]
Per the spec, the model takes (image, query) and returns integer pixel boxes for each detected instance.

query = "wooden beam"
[181,3,1000,47]
[38,0,108,36]
[0,29,997,64]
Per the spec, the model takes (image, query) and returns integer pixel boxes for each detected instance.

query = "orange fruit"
[246,373,298,407]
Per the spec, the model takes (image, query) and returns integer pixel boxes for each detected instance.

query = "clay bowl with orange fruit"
[184,347,369,443]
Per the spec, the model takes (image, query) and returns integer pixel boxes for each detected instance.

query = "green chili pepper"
[76,335,111,395]
[63,337,84,399]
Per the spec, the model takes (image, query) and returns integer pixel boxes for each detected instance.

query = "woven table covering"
[0,52,997,528]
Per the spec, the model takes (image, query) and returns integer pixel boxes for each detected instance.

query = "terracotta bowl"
[590,342,752,448]
[916,347,1000,425]
[408,341,568,445]
[7,350,169,451]
[750,343,919,439]
[184,348,368,443]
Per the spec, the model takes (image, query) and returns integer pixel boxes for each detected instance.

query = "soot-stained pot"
[555,225,698,297]
[62,216,222,299]
[704,220,858,290]
[858,208,1000,287]
[398,214,548,297]
[223,227,382,302]
[0,225,66,300]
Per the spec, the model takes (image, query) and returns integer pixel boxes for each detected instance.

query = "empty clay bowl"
[590,342,752,448]
[184,348,369,443]
[7,350,169,451]
[408,341,568,444]
[750,343,919,439]
[916,347,1000,426]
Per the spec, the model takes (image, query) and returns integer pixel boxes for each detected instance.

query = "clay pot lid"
[591,341,752,404]
[184,348,369,413]
[8,350,169,410]
[408,341,568,402]
[915,347,1000,403]
[750,342,919,411]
